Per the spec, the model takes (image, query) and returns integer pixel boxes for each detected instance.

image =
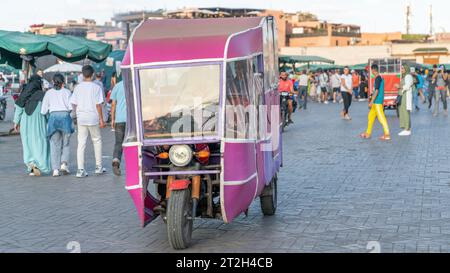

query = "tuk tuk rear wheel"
[260,176,277,216]
[167,188,193,250]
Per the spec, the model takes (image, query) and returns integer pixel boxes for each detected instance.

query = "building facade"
[30,19,97,37]
[281,43,450,65]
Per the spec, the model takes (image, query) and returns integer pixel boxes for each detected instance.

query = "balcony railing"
[288,30,328,38]
[288,30,361,38]
[332,31,361,38]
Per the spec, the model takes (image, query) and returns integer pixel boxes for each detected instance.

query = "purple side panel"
[223,142,256,181]
[255,142,267,197]
[227,28,263,59]
[132,37,227,64]
[124,146,145,226]
[223,142,257,222]
[223,179,257,221]
[124,145,160,227]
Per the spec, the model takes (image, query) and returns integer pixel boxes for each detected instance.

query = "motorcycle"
[0,96,7,121]
[280,92,291,132]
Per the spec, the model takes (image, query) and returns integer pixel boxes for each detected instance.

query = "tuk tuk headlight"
[169,145,193,167]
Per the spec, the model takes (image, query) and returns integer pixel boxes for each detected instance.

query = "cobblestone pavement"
[1,100,450,253]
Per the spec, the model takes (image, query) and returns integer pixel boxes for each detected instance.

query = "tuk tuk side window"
[225,57,261,140]
[138,64,221,140]
[263,19,276,91]
[122,68,137,143]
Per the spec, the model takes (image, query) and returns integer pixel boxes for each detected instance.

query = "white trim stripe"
[125,185,142,190]
[121,58,224,68]
[224,173,257,186]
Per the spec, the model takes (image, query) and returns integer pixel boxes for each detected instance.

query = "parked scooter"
[0,96,7,121]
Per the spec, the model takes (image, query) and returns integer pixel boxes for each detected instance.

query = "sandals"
[379,135,391,141]
[360,133,371,139]
[29,164,41,177]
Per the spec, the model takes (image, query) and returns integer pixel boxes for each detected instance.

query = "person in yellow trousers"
[360,64,391,141]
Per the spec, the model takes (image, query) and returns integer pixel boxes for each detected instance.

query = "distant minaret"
[406,3,412,35]
[429,4,433,35]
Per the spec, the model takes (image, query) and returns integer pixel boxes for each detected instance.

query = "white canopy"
[44,62,82,73]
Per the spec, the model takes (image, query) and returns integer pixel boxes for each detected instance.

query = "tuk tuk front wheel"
[166,188,193,250]
[260,176,277,216]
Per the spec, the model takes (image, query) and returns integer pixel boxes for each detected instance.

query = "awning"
[44,62,82,73]
[349,63,368,70]
[0,30,112,69]
[279,55,335,65]
[295,64,344,72]
[413,47,449,54]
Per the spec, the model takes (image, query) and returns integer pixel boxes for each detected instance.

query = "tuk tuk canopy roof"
[0,30,113,69]
[123,17,264,66]
[279,55,335,65]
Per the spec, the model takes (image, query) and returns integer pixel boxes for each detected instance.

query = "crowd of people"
[278,66,370,123]
[279,63,450,139]
[13,65,127,178]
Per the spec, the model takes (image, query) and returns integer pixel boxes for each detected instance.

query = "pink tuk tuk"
[121,17,282,249]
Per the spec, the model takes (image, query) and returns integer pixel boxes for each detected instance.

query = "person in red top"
[278,71,295,124]
[351,70,360,99]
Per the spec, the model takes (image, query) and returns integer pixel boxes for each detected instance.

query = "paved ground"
[1,100,450,253]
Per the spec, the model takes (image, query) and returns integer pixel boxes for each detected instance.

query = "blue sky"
[2,0,449,33]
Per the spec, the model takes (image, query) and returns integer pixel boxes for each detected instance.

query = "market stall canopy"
[0,30,112,69]
[44,62,82,73]
[279,55,335,65]
[295,64,344,72]
[349,63,368,71]
[0,64,20,74]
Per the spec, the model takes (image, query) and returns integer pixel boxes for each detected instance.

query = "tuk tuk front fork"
[166,175,201,218]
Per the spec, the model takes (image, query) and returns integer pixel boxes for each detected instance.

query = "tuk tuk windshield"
[139,64,220,140]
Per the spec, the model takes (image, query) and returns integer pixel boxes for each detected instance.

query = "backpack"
[412,74,419,88]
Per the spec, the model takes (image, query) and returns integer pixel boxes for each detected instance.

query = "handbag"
[396,94,402,106]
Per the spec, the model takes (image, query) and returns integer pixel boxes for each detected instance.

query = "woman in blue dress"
[13,75,51,176]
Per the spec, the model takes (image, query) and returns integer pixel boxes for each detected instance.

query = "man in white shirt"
[318,69,329,104]
[297,70,309,110]
[340,66,354,120]
[330,69,342,103]
[70,65,106,178]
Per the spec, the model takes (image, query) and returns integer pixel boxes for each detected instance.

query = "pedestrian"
[94,72,104,92]
[318,69,329,104]
[417,68,426,104]
[397,64,414,136]
[432,65,448,117]
[351,70,360,100]
[360,64,390,141]
[359,72,368,101]
[94,72,109,124]
[13,74,51,176]
[410,67,420,111]
[340,66,353,120]
[331,69,341,103]
[427,65,438,109]
[308,71,318,102]
[70,65,107,178]
[110,80,127,176]
[41,73,74,177]
[297,70,309,110]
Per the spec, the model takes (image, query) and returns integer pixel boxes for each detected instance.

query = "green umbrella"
[0,30,112,69]
[349,63,368,71]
